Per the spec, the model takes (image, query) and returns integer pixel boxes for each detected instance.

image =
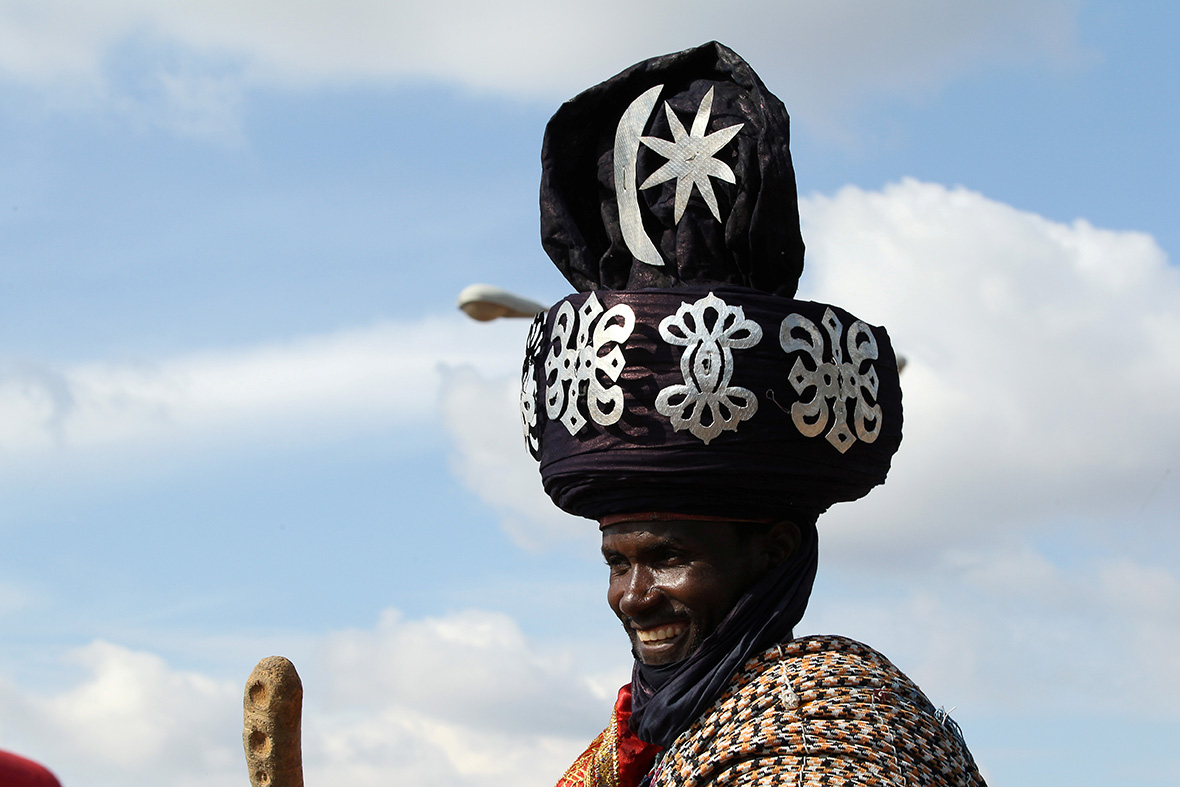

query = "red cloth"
[0,750,62,787]
[613,684,662,787]
[556,684,662,787]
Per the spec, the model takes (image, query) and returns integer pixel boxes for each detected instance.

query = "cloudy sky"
[1,1,1177,785]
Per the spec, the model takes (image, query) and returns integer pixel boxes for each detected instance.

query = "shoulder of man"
[651,635,987,787]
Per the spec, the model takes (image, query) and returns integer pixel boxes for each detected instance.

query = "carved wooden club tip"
[243,656,304,787]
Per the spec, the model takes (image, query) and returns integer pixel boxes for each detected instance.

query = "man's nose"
[618,566,661,618]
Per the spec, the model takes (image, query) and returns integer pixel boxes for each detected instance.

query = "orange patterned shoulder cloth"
[557,684,663,787]
[648,635,987,786]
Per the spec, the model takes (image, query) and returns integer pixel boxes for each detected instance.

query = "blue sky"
[1,2,1178,785]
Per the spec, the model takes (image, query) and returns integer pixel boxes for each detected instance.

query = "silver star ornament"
[639,87,744,223]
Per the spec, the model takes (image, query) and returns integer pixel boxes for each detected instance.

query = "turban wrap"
[521,43,902,520]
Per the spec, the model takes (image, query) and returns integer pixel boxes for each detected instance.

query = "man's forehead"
[600,519,741,550]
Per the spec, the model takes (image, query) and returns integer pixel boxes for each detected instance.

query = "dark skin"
[601,519,801,666]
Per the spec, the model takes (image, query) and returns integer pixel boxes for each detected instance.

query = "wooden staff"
[243,656,304,787]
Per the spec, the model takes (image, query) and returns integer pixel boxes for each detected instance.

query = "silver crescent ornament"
[614,85,665,267]
[613,85,745,268]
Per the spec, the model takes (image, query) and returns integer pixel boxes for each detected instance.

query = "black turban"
[522,42,902,521]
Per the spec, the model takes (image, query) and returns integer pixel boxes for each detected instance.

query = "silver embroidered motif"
[519,311,545,457]
[614,85,744,267]
[779,307,882,454]
[655,292,762,444]
[544,293,635,435]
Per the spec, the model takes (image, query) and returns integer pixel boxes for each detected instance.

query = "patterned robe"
[558,635,987,787]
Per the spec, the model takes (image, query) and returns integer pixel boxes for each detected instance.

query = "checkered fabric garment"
[558,635,986,787]
[648,635,986,786]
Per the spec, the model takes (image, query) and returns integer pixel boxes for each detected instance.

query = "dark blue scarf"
[628,520,819,748]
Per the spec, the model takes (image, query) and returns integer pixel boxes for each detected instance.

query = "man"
[519,43,986,786]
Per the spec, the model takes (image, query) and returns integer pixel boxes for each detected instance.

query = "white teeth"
[636,624,686,643]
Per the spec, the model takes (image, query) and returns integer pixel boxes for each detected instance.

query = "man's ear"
[763,520,802,566]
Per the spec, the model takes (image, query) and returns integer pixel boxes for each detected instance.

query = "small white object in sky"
[457,284,547,321]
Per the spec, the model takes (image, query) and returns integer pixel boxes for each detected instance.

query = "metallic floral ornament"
[779,307,883,453]
[519,312,546,457]
[615,85,745,268]
[544,292,636,435]
[656,292,762,444]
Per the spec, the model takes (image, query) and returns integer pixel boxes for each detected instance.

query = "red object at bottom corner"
[0,749,63,787]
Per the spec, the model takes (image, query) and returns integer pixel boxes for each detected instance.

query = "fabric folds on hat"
[541,41,804,296]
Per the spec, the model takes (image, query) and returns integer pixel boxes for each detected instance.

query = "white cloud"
[798,179,1180,553]
[306,607,622,786]
[0,641,241,787]
[438,366,588,549]
[0,609,624,787]
[0,315,524,478]
[0,0,1084,136]
[317,608,610,735]
[803,549,1180,721]
[305,706,582,787]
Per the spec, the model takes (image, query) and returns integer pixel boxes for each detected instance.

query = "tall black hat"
[521,42,902,522]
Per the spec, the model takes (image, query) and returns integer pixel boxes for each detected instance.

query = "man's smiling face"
[601,519,775,665]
